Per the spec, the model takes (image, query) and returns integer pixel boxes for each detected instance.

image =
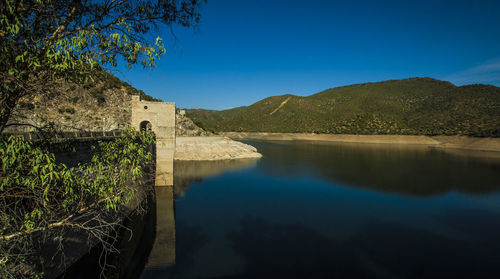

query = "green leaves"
[1,0,202,133]
[0,127,154,234]
[0,127,156,276]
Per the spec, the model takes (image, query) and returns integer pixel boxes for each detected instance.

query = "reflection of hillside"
[253,141,500,196]
[226,211,500,278]
[173,159,259,196]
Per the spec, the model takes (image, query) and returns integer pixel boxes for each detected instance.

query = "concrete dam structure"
[131,95,176,268]
[131,95,176,187]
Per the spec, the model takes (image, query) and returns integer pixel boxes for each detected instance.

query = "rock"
[5,82,132,133]
[175,113,212,136]
[4,73,214,137]
[174,136,262,161]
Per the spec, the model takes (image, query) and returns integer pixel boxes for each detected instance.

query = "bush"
[89,87,106,105]
[18,102,35,110]
[57,107,75,114]
[82,81,95,90]
[0,128,155,277]
[67,96,79,104]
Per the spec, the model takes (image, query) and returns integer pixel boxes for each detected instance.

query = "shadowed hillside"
[4,71,209,135]
[5,71,162,132]
[187,78,500,137]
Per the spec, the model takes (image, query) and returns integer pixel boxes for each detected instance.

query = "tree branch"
[48,0,82,42]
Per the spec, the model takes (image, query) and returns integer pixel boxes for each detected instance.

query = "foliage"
[187,78,500,137]
[0,1,201,276]
[67,96,79,104]
[0,0,202,131]
[18,101,35,110]
[0,128,155,277]
[89,86,106,104]
[57,107,75,114]
[189,117,215,134]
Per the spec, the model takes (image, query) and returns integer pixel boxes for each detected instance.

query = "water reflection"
[141,158,258,278]
[226,216,368,278]
[224,209,500,279]
[173,159,259,196]
[250,140,500,196]
[145,187,176,269]
[140,142,500,279]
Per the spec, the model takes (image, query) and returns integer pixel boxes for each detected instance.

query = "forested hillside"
[187,78,500,137]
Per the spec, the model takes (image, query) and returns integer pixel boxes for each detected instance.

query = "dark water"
[141,141,500,279]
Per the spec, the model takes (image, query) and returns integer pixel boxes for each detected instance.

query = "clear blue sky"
[115,0,500,110]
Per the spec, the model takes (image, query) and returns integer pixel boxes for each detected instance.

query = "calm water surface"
[141,140,500,279]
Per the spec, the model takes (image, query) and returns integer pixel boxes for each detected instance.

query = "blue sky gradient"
[115,0,500,110]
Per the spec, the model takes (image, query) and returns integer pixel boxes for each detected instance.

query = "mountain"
[5,71,208,136]
[186,78,500,137]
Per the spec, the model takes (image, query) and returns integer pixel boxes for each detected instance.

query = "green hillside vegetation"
[186,78,500,137]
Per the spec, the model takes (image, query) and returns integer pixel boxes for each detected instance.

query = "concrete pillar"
[131,95,176,186]
[155,139,175,186]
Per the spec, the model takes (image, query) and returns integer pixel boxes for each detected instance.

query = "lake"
[140,140,500,279]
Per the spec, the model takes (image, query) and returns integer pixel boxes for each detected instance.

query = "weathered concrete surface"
[131,95,175,137]
[131,95,175,186]
[155,139,175,186]
[222,132,500,153]
[174,136,262,161]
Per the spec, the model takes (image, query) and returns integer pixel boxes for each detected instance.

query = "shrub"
[67,97,79,104]
[58,107,75,114]
[0,128,155,276]
[89,87,106,105]
[19,102,35,110]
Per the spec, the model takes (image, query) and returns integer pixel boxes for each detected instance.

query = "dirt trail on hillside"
[270,96,291,115]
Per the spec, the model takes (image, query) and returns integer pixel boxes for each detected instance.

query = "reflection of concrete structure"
[146,186,176,268]
[131,95,175,186]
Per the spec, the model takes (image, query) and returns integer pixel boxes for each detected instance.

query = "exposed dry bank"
[174,136,262,161]
[221,132,500,153]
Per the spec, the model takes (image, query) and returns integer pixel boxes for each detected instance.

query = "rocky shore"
[221,132,500,153]
[174,136,262,161]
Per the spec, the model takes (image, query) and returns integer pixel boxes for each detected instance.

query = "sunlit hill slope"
[186,78,500,137]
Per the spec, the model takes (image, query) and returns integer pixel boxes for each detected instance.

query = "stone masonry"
[131,95,176,186]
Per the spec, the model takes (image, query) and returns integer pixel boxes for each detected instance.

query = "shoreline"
[221,132,500,153]
[174,136,263,161]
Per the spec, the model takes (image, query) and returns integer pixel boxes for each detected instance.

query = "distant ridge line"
[186,77,500,137]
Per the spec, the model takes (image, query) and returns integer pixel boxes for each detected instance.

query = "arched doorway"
[140,120,152,132]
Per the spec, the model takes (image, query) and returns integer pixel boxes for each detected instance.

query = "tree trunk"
[0,88,22,133]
